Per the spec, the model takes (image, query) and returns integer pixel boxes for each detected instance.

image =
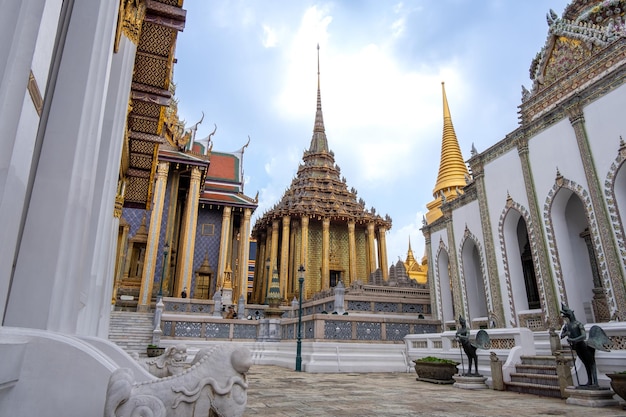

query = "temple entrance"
[330,270,341,287]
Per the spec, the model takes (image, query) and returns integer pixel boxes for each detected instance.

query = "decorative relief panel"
[174,322,201,337]
[324,321,351,340]
[233,324,257,339]
[205,323,230,339]
[386,323,409,341]
[374,302,397,313]
[356,322,381,341]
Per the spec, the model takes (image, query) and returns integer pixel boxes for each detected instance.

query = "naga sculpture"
[105,344,251,417]
[560,303,611,387]
[142,344,189,378]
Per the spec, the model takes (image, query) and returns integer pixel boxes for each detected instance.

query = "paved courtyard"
[246,365,625,417]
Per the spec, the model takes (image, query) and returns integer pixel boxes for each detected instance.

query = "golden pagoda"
[425,82,470,224]
[404,238,427,285]
[250,46,392,303]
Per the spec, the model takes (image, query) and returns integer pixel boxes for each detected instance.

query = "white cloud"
[262,24,278,48]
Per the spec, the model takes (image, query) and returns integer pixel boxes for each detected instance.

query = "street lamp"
[158,242,170,298]
[264,257,270,304]
[295,264,305,371]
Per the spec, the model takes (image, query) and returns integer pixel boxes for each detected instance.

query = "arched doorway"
[461,238,488,325]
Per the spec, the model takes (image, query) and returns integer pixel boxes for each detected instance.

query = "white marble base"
[565,386,619,407]
[453,374,489,389]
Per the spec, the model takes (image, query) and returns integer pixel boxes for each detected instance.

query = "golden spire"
[405,237,417,264]
[309,43,329,153]
[425,82,469,224]
[432,82,469,198]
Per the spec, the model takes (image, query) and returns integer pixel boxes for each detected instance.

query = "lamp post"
[264,257,270,304]
[295,264,305,371]
[158,242,170,298]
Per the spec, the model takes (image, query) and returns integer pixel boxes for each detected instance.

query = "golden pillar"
[163,170,180,295]
[269,219,280,298]
[301,216,309,298]
[367,222,376,277]
[322,217,330,290]
[378,226,389,280]
[137,161,169,311]
[279,215,290,300]
[174,167,201,297]
[237,208,252,303]
[217,206,232,289]
[348,221,357,285]
[254,234,267,303]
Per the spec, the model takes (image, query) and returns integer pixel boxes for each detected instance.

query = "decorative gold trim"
[28,71,43,116]
[115,0,146,52]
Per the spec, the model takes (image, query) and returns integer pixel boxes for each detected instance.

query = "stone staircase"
[108,311,155,357]
[505,354,572,398]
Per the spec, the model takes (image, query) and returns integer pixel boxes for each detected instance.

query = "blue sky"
[173,0,571,266]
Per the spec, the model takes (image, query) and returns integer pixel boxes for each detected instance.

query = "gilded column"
[322,217,330,290]
[348,221,357,285]
[367,222,376,277]
[269,219,280,298]
[137,161,168,312]
[378,226,389,280]
[468,156,505,327]
[301,215,309,298]
[567,102,626,316]
[279,215,291,300]
[237,208,252,303]
[253,233,266,303]
[163,170,180,295]
[175,167,201,296]
[217,206,232,289]
[517,133,559,328]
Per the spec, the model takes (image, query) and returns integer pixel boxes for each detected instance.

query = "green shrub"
[414,356,458,365]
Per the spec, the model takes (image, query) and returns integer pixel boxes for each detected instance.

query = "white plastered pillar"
[4,0,121,333]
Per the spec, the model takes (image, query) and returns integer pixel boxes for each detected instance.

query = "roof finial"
[309,43,329,153]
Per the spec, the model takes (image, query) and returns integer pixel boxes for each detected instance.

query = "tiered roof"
[252,47,391,233]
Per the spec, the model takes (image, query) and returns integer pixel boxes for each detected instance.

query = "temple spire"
[309,43,329,153]
[432,82,469,198]
[424,82,470,224]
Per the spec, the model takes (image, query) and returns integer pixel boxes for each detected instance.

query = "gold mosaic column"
[175,167,201,296]
[137,161,169,312]
[279,215,291,300]
[217,206,232,289]
[367,223,376,277]
[322,217,330,290]
[237,208,252,303]
[378,226,389,280]
[269,219,280,297]
[301,216,309,298]
[348,221,357,285]
[253,233,266,303]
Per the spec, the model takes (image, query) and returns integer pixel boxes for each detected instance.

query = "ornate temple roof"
[252,47,391,233]
[121,0,186,209]
[521,0,626,123]
[432,82,470,199]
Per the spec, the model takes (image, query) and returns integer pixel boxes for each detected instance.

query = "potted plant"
[147,344,165,357]
[607,371,626,403]
[413,356,460,384]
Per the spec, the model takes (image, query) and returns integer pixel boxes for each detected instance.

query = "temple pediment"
[520,0,626,123]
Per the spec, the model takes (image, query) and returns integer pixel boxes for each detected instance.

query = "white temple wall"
[77,35,136,337]
[4,0,120,334]
[585,83,626,184]
[451,199,489,322]
[0,0,61,323]
[529,118,585,200]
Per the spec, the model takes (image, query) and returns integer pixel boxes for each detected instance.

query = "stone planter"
[607,373,626,403]
[147,347,165,357]
[413,359,459,384]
